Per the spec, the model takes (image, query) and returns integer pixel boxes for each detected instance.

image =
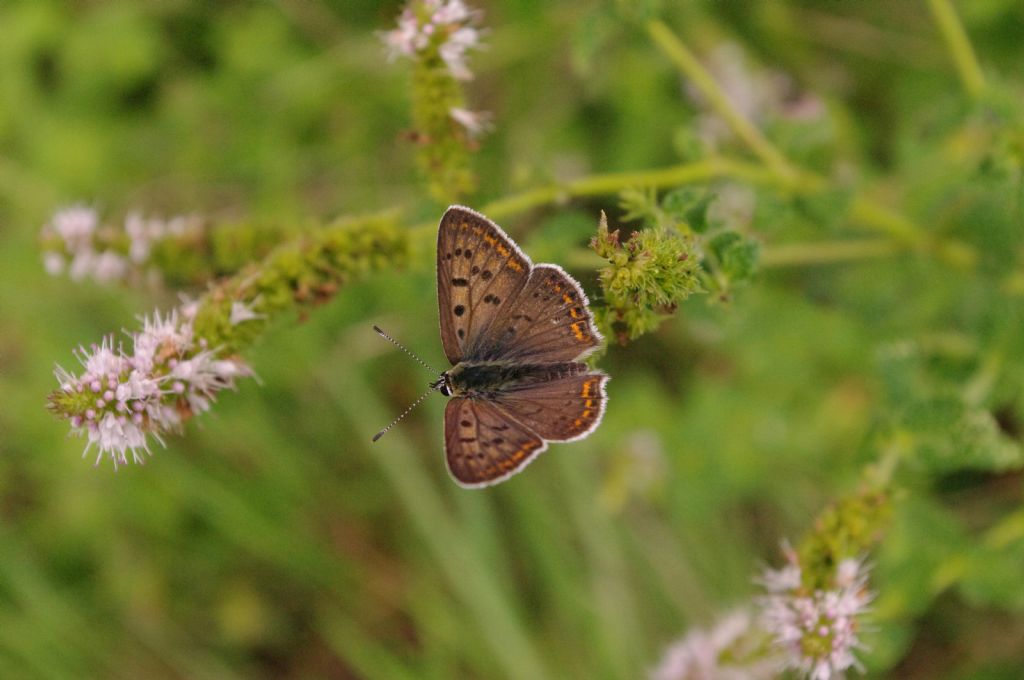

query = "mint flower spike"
[651,609,780,680]
[382,0,483,81]
[50,307,252,469]
[40,204,128,283]
[758,545,874,680]
[40,204,204,287]
[449,107,493,138]
[381,0,487,200]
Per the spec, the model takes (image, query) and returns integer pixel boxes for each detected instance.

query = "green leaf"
[900,397,1023,474]
[706,230,759,283]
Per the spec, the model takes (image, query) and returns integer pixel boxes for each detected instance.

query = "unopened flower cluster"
[41,205,199,285]
[758,549,873,680]
[53,307,253,468]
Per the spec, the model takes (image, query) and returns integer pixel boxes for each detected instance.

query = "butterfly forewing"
[471,264,602,363]
[437,206,532,365]
[494,372,609,442]
[444,397,547,487]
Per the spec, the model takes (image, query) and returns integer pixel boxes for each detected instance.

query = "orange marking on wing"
[473,225,483,234]
[581,381,592,398]
[585,399,594,408]
[573,418,583,427]
[496,245,510,257]
[570,322,586,341]
[507,258,523,272]
[581,409,591,419]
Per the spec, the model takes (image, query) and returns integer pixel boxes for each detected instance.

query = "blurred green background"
[2,1,1024,678]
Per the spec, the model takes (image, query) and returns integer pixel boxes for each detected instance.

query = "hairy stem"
[927,0,987,99]
[646,19,797,179]
[482,158,783,220]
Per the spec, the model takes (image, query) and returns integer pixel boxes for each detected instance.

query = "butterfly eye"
[436,376,452,396]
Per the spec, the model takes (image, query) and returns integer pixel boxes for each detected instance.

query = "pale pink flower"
[381,0,483,81]
[43,205,199,285]
[125,212,161,263]
[430,0,472,24]
[652,609,779,680]
[55,308,253,469]
[449,107,493,138]
[43,252,66,275]
[759,554,873,680]
[88,412,151,467]
[383,8,427,59]
[439,25,481,80]
[68,250,97,281]
[48,205,98,251]
[229,300,264,325]
[92,251,129,283]
[178,294,201,321]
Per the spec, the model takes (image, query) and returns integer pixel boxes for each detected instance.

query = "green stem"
[927,0,987,99]
[481,158,784,221]
[646,19,797,180]
[849,197,977,269]
[645,20,978,271]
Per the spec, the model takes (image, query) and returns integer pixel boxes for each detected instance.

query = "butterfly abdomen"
[446,361,591,396]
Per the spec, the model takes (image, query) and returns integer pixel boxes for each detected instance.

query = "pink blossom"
[759,555,873,680]
[381,1,483,81]
[54,309,252,469]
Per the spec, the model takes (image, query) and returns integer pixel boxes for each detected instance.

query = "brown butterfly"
[373,207,609,486]
[425,206,609,487]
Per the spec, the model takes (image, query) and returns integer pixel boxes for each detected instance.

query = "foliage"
[2,0,1024,678]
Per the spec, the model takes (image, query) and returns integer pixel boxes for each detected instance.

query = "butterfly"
[431,205,609,488]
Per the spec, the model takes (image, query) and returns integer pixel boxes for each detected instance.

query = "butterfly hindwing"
[493,372,609,442]
[437,206,532,365]
[469,264,602,363]
[444,397,546,488]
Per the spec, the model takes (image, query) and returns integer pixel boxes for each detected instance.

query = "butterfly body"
[434,206,609,488]
[438,361,591,397]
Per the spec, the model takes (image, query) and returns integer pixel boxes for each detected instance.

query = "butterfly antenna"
[372,385,435,442]
[373,325,438,374]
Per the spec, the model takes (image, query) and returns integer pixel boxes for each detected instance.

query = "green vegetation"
[2,0,1024,677]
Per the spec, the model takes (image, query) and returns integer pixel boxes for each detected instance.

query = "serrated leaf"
[901,397,1024,474]
[660,187,714,233]
[706,230,759,283]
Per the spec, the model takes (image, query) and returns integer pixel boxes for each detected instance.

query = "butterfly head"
[431,372,455,397]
